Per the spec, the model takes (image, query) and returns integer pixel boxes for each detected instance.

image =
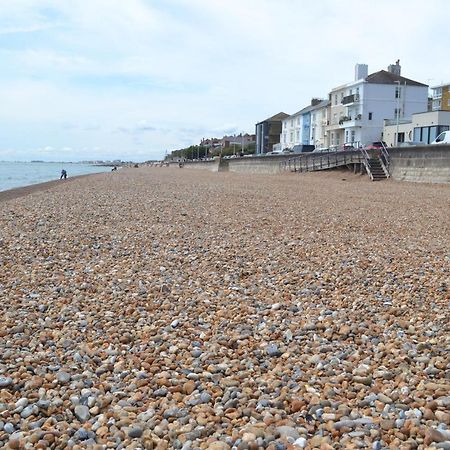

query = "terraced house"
[279,99,328,150]
[326,61,428,148]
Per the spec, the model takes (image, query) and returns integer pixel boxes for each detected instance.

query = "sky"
[0,0,448,162]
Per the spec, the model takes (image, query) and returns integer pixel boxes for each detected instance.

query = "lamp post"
[395,80,401,146]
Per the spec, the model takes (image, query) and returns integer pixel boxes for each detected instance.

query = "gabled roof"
[288,99,330,118]
[366,70,427,87]
[267,112,290,121]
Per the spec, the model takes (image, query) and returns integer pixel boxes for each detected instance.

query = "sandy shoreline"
[0,167,449,449]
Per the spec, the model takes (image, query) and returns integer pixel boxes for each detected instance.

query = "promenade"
[0,168,449,449]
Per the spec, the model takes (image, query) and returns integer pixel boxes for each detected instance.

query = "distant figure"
[60,169,67,180]
[111,166,117,172]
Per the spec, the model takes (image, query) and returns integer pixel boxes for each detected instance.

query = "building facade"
[220,134,256,150]
[280,99,327,150]
[326,61,428,148]
[431,82,450,111]
[309,100,330,149]
[383,110,450,146]
[255,112,289,154]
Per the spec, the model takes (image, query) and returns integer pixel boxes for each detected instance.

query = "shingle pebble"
[0,167,448,448]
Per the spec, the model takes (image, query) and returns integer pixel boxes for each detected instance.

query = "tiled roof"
[290,99,330,118]
[366,70,427,87]
[267,112,290,121]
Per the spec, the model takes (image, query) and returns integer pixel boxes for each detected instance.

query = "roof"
[288,99,330,118]
[430,82,450,89]
[256,112,290,125]
[267,112,290,121]
[365,70,427,87]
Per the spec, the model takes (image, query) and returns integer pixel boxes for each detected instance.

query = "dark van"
[291,144,315,153]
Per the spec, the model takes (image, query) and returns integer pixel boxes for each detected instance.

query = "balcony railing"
[342,93,360,105]
[338,114,362,125]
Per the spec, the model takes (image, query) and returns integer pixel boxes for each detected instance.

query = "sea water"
[0,161,112,192]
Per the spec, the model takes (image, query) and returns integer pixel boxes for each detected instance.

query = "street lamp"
[395,80,401,146]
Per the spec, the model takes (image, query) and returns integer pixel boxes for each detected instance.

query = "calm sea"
[0,162,112,192]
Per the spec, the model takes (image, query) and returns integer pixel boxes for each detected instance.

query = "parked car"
[431,131,450,144]
[291,144,315,153]
[365,141,387,150]
[312,147,332,153]
[397,141,423,147]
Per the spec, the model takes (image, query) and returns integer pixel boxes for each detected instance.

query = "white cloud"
[0,0,448,160]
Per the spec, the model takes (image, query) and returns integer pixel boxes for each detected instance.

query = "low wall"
[172,146,450,183]
[227,154,292,174]
[389,145,450,183]
[176,159,221,172]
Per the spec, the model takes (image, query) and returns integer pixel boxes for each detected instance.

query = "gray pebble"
[74,405,90,422]
[128,426,143,438]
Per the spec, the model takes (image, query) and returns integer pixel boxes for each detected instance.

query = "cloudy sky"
[0,0,448,161]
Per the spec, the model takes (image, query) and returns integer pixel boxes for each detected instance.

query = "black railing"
[280,150,364,173]
[342,93,360,105]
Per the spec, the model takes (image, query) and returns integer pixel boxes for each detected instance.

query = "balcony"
[342,93,360,105]
[338,114,362,128]
[339,115,351,125]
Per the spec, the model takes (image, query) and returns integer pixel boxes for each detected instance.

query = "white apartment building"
[280,110,303,150]
[310,100,330,148]
[280,99,328,150]
[327,61,428,148]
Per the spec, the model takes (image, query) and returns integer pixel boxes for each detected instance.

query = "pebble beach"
[0,167,449,450]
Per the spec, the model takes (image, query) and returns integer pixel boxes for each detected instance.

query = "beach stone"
[208,443,230,450]
[56,371,71,384]
[293,437,307,448]
[276,426,300,440]
[4,423,15,434]
[74,405,90,422]
[425,428,449,445]
[0,377,13,388]
[266,343,282,357]
[0,167,448,448]
[20,405,37,419]
[128,426,143,438]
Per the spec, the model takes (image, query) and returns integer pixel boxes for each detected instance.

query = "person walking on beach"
[60,169,67,180]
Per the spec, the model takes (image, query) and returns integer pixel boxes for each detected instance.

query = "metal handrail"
[283,150,364,174]
[359,148,373,180]
[379,142,390,177]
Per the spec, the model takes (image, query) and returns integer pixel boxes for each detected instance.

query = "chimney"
[388,59,401,76]
[355,64,368,81]
[311,98,322,106]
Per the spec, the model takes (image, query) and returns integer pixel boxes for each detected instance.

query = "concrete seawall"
[178,159,221,172]
[389,145,450,183]
[172,145,450,183]
[227,155,290,174]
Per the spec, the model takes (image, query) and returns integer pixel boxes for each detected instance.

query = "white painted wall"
[330,80,428,147]
[281,113,303,149]
[360,83,428,145]
[310,105,328,148]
